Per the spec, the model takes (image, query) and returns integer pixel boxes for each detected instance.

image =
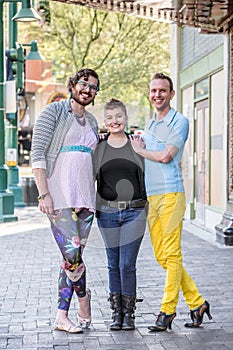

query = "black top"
[98,141,142,201]
[92,133,147,205]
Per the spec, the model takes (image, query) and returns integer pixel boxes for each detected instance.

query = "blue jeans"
[97,205,147,295]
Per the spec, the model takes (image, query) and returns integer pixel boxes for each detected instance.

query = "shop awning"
[51,1,233,33]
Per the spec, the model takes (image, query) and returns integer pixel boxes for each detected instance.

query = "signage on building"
[47,92,68,104]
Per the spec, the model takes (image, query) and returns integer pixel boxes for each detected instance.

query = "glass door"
[194,99,209,225]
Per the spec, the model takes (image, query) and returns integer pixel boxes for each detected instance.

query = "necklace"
[107,135,128,148]
[73,111,86,127]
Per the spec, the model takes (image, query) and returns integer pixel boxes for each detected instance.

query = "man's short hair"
[151,72,173,92]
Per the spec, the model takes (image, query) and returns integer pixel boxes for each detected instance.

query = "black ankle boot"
[109,292,122,330]
[148,312,176,332]
[121,295,136,330]
[184,300,212,328]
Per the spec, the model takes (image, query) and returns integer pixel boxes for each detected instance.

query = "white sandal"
[54,320,83,333]
[77,289,92,328]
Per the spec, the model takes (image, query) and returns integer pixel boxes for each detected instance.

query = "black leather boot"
[121,295,136,330]
[109,292,122,330]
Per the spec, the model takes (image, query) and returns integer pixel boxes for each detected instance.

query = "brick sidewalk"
[0,207,233,349]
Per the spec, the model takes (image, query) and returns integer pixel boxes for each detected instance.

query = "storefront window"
[182,86,194,215]
[195,78,209,99]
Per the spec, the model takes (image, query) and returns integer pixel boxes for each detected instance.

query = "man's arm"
[33,168,54,215]
[130,137,178,163]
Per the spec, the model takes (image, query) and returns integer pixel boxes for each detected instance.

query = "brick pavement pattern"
[0,207,233,350]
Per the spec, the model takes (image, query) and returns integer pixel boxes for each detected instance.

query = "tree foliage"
[20,2,171,125]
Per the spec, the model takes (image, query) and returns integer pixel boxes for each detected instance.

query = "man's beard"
[71,92,93,107]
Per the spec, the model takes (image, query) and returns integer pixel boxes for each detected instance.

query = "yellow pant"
[148,192,205,314]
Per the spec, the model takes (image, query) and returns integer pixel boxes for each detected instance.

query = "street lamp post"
[5,2,25,207]
[0,0,41,222]
[0,1,17,222]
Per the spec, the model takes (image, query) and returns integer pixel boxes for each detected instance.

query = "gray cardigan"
[31,98,99,177]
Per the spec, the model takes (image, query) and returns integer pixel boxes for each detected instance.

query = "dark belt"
[99,199,147,210]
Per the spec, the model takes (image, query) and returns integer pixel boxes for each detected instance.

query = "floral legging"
[48,208,94,311]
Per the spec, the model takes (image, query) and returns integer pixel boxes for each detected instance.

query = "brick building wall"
[228,27,233,206]
[181,26,224,69]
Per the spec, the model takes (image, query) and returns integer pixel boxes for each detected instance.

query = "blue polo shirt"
[144,108,189,196]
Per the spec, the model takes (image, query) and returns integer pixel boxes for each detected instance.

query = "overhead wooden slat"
[51,0,233,33]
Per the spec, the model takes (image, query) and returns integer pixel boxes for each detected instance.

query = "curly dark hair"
[67,68,100,92]
[151,72,173,92]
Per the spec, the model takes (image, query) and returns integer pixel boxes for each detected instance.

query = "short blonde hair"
[104,98,127,115]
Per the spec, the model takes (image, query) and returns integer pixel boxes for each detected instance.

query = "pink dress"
[47,117,97,211]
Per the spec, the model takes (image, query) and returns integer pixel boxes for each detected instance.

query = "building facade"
[170,24,228,243]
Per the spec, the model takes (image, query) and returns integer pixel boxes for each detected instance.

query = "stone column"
[215,26,233,245]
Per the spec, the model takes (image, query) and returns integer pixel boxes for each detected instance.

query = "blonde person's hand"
[129,134,145,153]
[99,133,107,140]
[38,193,54,215]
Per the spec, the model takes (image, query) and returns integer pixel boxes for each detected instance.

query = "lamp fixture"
[12,0,42,22]
[25,41,44,60]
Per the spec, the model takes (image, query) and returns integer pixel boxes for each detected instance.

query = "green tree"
[20,2,170,126]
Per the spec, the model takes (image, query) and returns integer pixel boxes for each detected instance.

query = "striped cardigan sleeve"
[31,103,59,165]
